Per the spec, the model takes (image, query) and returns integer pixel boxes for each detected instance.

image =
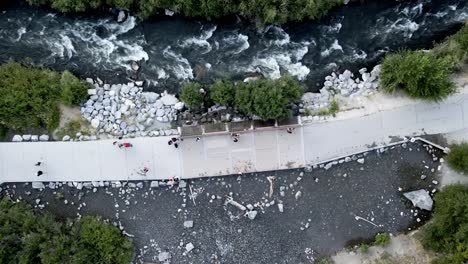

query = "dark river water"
[0,0,467,93]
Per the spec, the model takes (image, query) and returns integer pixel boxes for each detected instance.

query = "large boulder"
[39,135,49,141]
[160,94,178,106]
[12,135,23,142]
[403,189,433,211]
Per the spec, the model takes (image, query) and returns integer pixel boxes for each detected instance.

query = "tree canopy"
[0,62,88,132]
[27,0,343,25]
[0,197,133,264]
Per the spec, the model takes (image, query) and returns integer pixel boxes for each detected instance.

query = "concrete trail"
[1,93,468,183]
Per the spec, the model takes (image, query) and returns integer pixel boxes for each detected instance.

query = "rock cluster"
[12,134,49,142]
[301,65,381,113]
[81,79,183,137]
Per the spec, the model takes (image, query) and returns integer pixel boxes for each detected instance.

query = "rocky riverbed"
[1,141,444,263]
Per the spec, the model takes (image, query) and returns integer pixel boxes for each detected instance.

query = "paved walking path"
[1,93,467,184]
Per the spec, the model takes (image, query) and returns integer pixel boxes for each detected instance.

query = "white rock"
[278,203,284,213]
[32,182,45,189]
[179,180,187,188]
[160,94,178,105]
[247,210,258,220]
[174,102,185,110]
[357,158,365,164]
[185,243,194,253]
[39,135,49,141]
[158,252,171,262]
[22,135,31,141]
[165,9,175,16]
[403,189,433,211]
[183,220,193,228]
[87,89,97,95]
[150,181,159,188]
[117,10,126,22]
[31,135,39,142]
[12,135,23,142]
[91,119,100,128]
[62,135,71,141]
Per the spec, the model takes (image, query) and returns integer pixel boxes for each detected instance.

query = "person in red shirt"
[118,142,133,148]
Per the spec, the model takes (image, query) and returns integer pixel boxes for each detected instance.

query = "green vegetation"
[380,51,455,100]
[447,142,468,174]
[179,76,303,120]
[317,99,340,116]
[432,22,468,69]
[360,244,369,253]
[60,71,90,106]
[27,0,343,25]
[180,82,204,109]
[374,233,391,247]
[0,197,133,264]
[210,79,235,107]
[0,62,88,133]
[422,184,468,264]
[56,119,89,140]
[380,23,468,101]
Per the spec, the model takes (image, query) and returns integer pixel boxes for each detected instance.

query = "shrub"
[60,70,89,106]
[236,76,303,120]
[210,79,235,106]
[422,184,468,263]
[0,197,133,264]
[359,244,369,253]
[380,50,455,100]
[328,100,339,116]
[180,82,204,109]
[315,256,335,264]
[374,233,391,247]
[447,143,468,174]
[0,62,62,132]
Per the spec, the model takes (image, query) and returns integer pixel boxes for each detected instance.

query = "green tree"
[0,198,133,264]
[60,70,89,106]
[423,184,468,264]
[0,62,62,131]
[180,82,204,109]
[210,79,235,106]
[380,50,455,100]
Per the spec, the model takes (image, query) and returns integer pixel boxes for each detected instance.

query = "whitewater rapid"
[0,0,466,92]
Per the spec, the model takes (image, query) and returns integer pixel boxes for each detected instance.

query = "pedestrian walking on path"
[286,127,295,134]
[36,170,43,177]
[137,167,149,176]
[196,137,201,142]
[118,142,133,148]
[231,133,240,143]
[34,161,42,166]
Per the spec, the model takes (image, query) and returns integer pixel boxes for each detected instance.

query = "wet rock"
[185,242,194,253]
[247,210,258,220]
[32,182,45,189]
[158,252,171,262]
[117,10,126,22]
[357,158,365,164]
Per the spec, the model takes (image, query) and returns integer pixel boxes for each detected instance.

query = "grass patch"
[360,244,369,253]
[316,100,340,117]
[55,119,88,140]
[447,142,468,174]
[374,233,391,247]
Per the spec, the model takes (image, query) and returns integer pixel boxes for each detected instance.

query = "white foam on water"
[162,46,193,80]
[269,26,291,46]
[351,49,367,60]
[60,35,76,59]
[15,27,26,41]
[389,18,419,38]
[205,63,212,70]
[104,16,137,39]
[157,68,168,79]
[222,33,250,54]
[180,25,217,54]
[247,52,310,81]
[322,22,342,33]
[114,40,149,70]
[321,40,343,57]
[293,45,309,61]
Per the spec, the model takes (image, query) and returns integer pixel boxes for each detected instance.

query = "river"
[0,0,467,93]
